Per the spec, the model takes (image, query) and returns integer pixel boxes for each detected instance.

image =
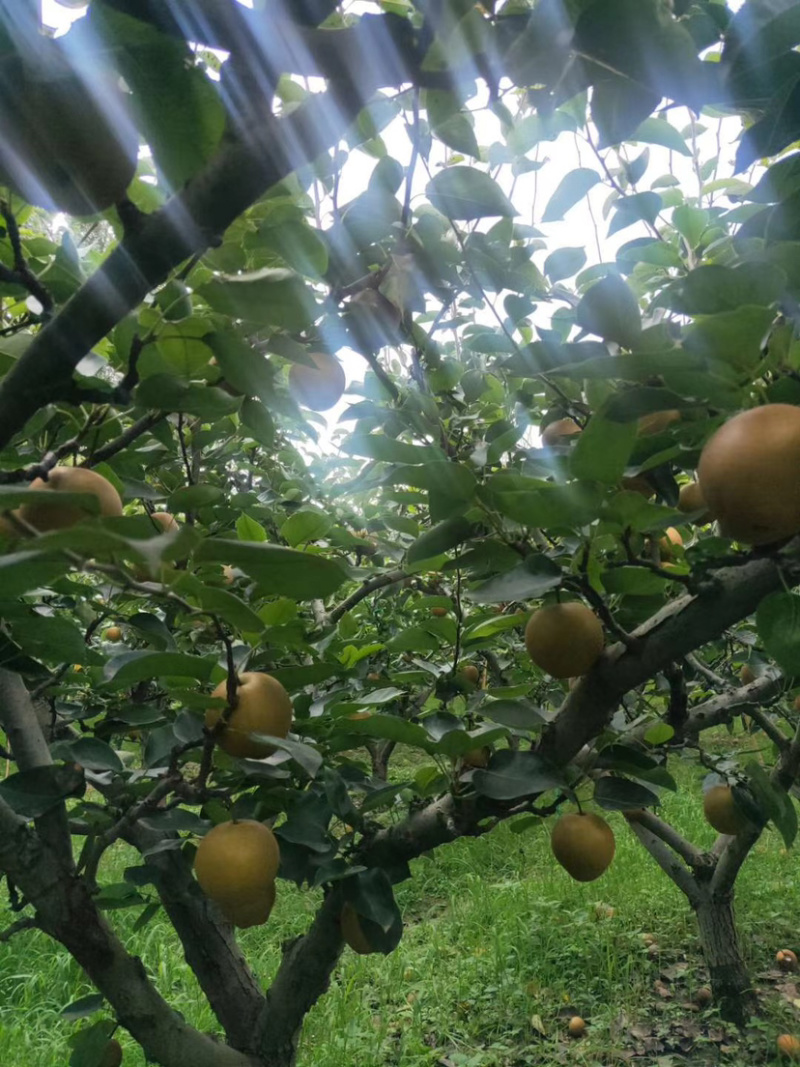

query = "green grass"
[2,752,800,1066]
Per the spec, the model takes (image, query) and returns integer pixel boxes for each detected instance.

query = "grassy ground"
[2,749,800,1066]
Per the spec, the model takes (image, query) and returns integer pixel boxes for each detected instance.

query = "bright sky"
[42,0,748,452]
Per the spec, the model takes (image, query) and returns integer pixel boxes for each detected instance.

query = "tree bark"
[694,890,756,1026]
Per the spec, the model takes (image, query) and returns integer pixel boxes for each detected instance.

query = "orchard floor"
[2,750,799,1066]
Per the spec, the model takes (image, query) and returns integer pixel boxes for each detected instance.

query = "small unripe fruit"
[568,1016,586,1038]
[462,747,490,769]
[461,664,480,684]
[431,606,448,617]
[104,626,122,642]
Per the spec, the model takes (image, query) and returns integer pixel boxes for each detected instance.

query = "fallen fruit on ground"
[340,903,375,954]
[694,987,713,1008]
[525,602,604,678]
[104,626,122,642]
[568,1016,586,1038]
[194,820,280,928]
[777,1035,800,1060]
[703,784,750,836]
[697,404,800,545]
[288,351,346,411]
[541,417,581,447]
[18,467,123,532]
[777,949,799,972]
[550,812,615,882]
[205,672,293,759]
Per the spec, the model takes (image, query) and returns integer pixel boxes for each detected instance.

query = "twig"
[327,569,408,626]
[83,412,167,467]
[747,705,790,751]
[0,200,53,316]
[685,651,730,691]
[402,89,421,228]
[0,409,104,484]
[452,554,463,673]
[0,916,36,943]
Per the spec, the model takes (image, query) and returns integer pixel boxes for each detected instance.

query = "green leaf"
[135,375,242,419]
[407,516,475,564]
[426,166,517,221]
[51,738,123,773]
[60,994,105,1022]
[425,89,480,158]
[672,205,709,249]
[342,868,403,953]
[602,567,668,596]
[386,627,441,653]
[608,192,663,236]
[591,76,661,148]
[280,508,333,547]
[10,615,90,666]
[168,484,224,513]
[756,592,800,674]
[236,514,267,542]
[631,117,692,156]
[336,713,432,750]
[594,776,660,811]
[240,398,276,447]
[253,736,323,779]
[205,331,277,404]
[0,765,84,818]
[195,539,348,599]
[172,576,265,633]
[544,246,587,283]
[473,750,566,800]
[469,555,562,604]
[576,274,642,348]
[198,269,317,331]
[542,169,601,223]
[0,551,69,596]
[91,5,225,189]
[745,760,797,849]
[479,699,547,730]
[342,435,445,465]
[569,416,637,485]
[103,651,215,686]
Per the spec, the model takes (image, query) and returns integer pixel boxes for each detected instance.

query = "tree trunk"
[694,891,757,1026]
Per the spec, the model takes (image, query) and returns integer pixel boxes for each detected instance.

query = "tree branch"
[127,824,266,1052]
[327,569,407,626]
[0,79,379,449]
[0,669,73,870]
[0,796,252,1067]
[538,549,800,768]
[624,814,702,905]
[83,412,167,467]
[256,890,344,1062]
[623,808,706,869]
[684,670,783,739]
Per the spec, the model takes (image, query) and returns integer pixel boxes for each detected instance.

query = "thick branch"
[127,824,266,1051]
[712,722,800,894]
[624,809,706,869]
[328,569,407,626]
[0,669,73,870]
[684,670,783,739]
[256,891,344,1062]
[625,815,702,905]
[0,797,252,1067]
[0,84,374,448]
[538,550,800,768]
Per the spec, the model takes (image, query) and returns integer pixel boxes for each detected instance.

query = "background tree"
[2,0,800,1064]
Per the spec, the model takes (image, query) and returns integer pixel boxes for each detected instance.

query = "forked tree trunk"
[694,890,757,1026]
